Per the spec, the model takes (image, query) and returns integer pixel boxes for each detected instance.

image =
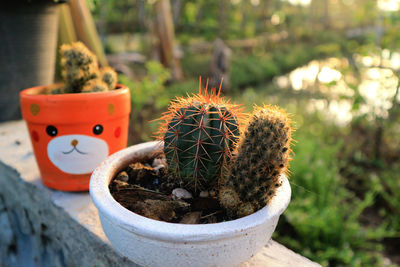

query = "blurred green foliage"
[273,121,392,266]
[119,61,171,143]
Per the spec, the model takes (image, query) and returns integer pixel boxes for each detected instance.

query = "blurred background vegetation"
[59,0,400,265]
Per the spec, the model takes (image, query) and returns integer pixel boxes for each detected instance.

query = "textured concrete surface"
[0,120,321,267]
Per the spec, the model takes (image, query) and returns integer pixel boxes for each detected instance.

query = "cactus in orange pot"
[20,41,131,192]
[55,42,117,94]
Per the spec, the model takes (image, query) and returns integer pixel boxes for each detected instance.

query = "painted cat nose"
[71,139,78,147]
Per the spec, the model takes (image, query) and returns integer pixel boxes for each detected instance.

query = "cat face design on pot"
[21,85,130,191]
[46,124,109,174]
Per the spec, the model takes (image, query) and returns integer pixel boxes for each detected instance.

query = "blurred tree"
[218,0,229,39]
[323,0,330,29]
[261,0,270,32]
[68,0,108,66]
[59,4,77,45]
[171,0,182,26]
[154,0,184,81]
[207,38,232,90]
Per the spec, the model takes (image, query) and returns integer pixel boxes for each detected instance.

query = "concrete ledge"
[0,120,320,267]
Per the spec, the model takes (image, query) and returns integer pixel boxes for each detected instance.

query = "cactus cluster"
[158,81,244,192]
[158,83,293,219]
[219,105,293,217]
[52,42,117,94]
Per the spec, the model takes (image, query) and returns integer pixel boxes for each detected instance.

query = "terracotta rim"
[20,84,130,124]
[20,83,128,98]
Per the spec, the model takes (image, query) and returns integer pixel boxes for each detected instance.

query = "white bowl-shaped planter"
[90,141,291,267]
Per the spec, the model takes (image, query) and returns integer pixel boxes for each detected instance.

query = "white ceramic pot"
[90,141,291,267]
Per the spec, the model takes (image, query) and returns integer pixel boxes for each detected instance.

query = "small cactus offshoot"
[157,79,245,192]
[81,80,109,93]
[219,105,293,218]
[52,42,118,94]
[101,67,118,91]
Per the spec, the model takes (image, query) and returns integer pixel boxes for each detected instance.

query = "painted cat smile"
[62,146,88,155]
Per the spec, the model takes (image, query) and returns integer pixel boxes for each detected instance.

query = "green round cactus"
[158,84,244,192]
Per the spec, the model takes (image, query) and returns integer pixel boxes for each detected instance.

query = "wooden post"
[154,0,183,81]
[56,4,78,81]
[218,0,228,38]
[68,0,108,66]
[207,39,232,92]
[59,4,77,44]
[323,0,330,29]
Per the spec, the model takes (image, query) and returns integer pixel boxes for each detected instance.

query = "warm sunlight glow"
[285,0,312,6]
[377,0,400,11]
[358,67,398,118]
[390,52,400,69]
[317,67,342,83]
[276,76,290,88]
[271,14,281,25]
[329,100,353,126]
[276,52,400,125]
[286,61,319,91]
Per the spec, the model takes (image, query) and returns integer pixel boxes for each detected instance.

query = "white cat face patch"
[47,134,109,174]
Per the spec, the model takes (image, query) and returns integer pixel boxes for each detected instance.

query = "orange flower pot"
[20,84,131,191]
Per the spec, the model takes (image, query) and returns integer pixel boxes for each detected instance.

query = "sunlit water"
[278,0,400,11]
[275,50,400,126]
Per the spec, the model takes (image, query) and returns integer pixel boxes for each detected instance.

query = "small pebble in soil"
[172,188,193,200]
[152,158,167,167]
[199,191,209,198]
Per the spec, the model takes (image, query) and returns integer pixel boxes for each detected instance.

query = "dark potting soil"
[109,156,228,224]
